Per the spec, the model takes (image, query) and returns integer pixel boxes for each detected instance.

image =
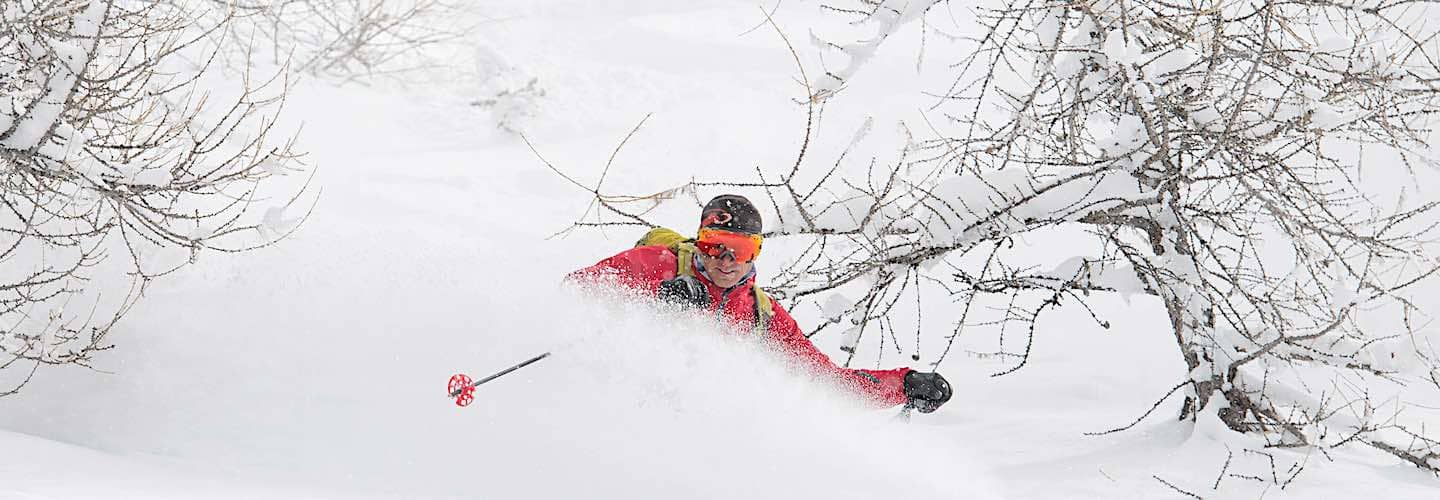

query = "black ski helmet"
[700,195,763,235]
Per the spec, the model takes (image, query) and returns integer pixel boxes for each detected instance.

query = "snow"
[0,98,15,133]
[0,0,103,152]
[821,293,853,319]
[1100,30,1143,66]
[1142,47,1201,80]
[0,429,341,499]
[1311,102,1350,130]
[3,1,1440,499]
[809,0,942,98]
[1096,114,1146,156]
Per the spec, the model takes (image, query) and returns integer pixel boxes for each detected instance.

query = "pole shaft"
[472,352,551,387]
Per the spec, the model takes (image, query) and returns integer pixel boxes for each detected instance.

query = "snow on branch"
[563,0,1440,478]
[207,0,466,79]
[0,0,359,397]
[810,0,944,101]
[1,0,461,398]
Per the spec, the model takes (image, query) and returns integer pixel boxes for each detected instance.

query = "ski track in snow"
[4,1,1440,498]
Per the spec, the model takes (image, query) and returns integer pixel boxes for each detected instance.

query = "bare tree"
[0,0,461,397]
[561,0,1440,475]
[210,0,465,80]
[0,0,317,396]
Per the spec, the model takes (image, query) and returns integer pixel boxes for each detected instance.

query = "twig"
[1153,475,1204,499]
[1087,380,1193,436]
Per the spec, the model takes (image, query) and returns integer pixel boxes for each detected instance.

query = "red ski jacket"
[569,245,911,407]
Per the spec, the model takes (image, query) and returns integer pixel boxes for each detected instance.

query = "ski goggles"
[696,228,763,264]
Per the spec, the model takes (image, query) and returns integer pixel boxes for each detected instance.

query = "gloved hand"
[657,275,710,309]
[903,371,952,413]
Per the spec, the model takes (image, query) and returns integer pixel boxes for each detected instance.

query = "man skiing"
[569,194,952,412]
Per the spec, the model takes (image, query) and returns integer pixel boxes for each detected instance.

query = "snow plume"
[471,292,999,499]
[1,272,999,499]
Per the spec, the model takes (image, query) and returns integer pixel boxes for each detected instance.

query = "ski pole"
[447,351,551,407]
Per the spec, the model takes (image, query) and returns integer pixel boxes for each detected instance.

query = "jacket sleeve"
[566,245,677,295]
[765,301,911,407]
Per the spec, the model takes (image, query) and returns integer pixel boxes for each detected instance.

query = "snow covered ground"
[4,1,1440,498]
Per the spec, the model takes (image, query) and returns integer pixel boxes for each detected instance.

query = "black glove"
[657,275,710,309]
[903,371,952,413]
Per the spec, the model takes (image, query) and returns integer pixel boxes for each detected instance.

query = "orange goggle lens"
[696,228,763,264]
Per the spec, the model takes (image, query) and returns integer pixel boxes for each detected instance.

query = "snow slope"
[3,1,1440,498]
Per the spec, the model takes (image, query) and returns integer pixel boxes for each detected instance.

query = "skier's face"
[699,252,753,289]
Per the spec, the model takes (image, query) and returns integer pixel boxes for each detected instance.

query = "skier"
[569,194,952,412]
